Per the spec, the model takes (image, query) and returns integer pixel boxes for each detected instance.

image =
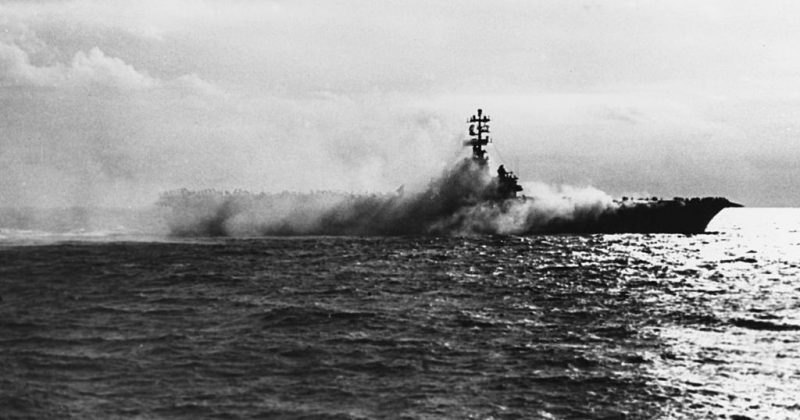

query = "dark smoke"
[157,158,618,236]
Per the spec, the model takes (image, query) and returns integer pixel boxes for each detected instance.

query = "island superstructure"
[465,109,523,200]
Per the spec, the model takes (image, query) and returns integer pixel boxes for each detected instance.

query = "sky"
[1,0,799,207]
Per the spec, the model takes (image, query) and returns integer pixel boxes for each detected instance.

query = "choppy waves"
[2,211,800,418]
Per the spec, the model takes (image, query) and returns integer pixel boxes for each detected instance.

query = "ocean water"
[1,208,798,419]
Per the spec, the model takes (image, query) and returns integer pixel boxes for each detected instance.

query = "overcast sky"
[2,0,799,207]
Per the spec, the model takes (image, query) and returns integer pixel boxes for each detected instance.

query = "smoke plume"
[157,158,618,236]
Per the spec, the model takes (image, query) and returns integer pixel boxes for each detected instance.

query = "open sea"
[1,207,798,419]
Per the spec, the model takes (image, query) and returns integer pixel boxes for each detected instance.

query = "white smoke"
[157,159,621,237]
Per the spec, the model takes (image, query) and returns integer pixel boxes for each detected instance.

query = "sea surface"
[1,208,799,419]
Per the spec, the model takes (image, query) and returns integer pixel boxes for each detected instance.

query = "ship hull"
[532,197,741,234]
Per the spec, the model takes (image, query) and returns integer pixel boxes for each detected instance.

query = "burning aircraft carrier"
[157,109,740,236]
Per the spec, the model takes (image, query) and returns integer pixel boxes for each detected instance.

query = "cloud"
[0,10,218,92]
[2,0,800,207]
[67,47,156,89]
[0,40,220,93]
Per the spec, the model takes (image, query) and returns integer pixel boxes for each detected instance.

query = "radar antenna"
[464,108,491,166]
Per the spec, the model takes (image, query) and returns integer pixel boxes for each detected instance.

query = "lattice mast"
[464,108,491,166]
